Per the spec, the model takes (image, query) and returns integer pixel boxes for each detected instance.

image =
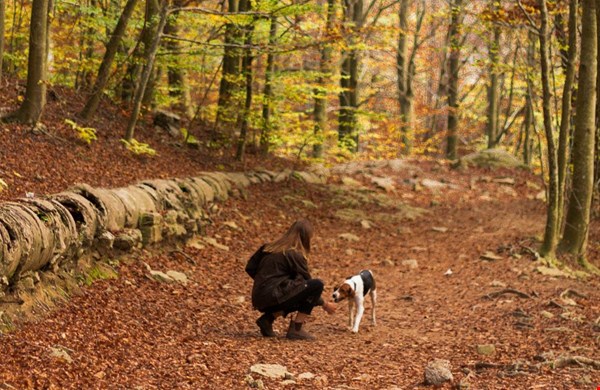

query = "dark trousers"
[263,279,324,316]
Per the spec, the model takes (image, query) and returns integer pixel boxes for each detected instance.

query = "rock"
[153,109,181,137]
[368,176,396,192]
[490,280,507,288]
[223,221,241,231]
[250,364,291,379]
[360,220,372,229]
[476,344,496,356]
[381,259,395,267]
[480,251,503,261]
[339,233,360,242]
[455,148,524,169]
[114,229,143,251]
[494,177,516,185]
[536,266,569,278]
[245,375,265,389]
[291,171,326,184]
[298,372,315,380]
[49,346,74,364]
[401,259,418,270]
[97,231,115,252]
[421,179,449,190]
[540,310,554,319]
[203,237,229,251]
[166,270,188,285]
[335,208,367,222]
[149,270,173,283]
[341,177,363,187]
[424,359,453,386]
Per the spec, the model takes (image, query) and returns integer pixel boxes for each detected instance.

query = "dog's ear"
[341,283,355,298]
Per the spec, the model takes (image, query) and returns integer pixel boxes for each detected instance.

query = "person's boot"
[256,313,276,337]
[286,319,315,340]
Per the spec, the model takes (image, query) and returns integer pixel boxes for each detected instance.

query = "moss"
[83,263,118,286]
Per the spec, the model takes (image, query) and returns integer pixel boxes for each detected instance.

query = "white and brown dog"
[332,269,377,333]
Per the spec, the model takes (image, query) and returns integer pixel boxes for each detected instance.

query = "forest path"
[0,162,598,389]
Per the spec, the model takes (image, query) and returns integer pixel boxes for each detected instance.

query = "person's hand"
[323,301,337,315]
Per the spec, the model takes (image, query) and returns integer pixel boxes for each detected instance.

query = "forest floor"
[0,83,599,389]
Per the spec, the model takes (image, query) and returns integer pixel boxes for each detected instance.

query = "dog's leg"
[347,300,354,329]
[352,297,365,333]
[370,289,377,326]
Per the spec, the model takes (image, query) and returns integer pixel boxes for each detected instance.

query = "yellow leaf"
[13,171,22,178]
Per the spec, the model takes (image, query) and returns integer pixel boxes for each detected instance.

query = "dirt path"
[0,162,598,389]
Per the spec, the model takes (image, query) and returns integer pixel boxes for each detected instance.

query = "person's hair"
[264,219,313,258]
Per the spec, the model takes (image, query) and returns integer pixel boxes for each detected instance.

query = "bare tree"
[560,0,597,267]
[79,0,139,121]
[1,0,49,124]
[445,0,462,160]
[0,0,5,82]
[312,0,335,158]
[124,1,169,141]
[486,0,500,149]
[557,0,578,230]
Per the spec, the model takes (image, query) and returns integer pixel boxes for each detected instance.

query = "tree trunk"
[486,0,500,149]
[522,30,536,166]
[557,0,578,232]
[124,2,168,141]
[338,0,363,151]
[312,0,335,158]
[538,0,560,258]
[397,0,413,154]
[260,15,277,155]
[79,0,139,121]
[0,0,5,81]
[235,0,253,161]
[560,0,597,261]
[165,4,193,119]
[214,0,242,143]
[445,0,462,160]
[1,0,49,124]
[141,0,161,109]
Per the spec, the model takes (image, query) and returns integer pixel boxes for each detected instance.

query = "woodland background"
[1,0,600,269]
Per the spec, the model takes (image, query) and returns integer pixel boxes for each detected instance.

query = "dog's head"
[332,282,355,303]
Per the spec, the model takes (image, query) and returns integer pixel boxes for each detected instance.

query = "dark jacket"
[247,247,313,311]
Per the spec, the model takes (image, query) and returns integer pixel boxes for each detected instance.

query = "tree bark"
[2,0,49,124]
[141,0,161,108]
[338,0,363,151]
[522,30,536,166]
[312,0,335,158]
[397,0,413,154]
[486,0,500,149]
[560,0,597,260]
[445,0,462,160]
[214,0,242,143]
[79,0,139,121]
[0,0,5,81]
[235,0,253,161]
[165,4,193,119]
[538,0,560,258]
[557,0,578,232]
[259,15,277,156]
[124,2,168,141]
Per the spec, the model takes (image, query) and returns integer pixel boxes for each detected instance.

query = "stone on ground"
[250,364,291,379]
[424,359,453,386]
